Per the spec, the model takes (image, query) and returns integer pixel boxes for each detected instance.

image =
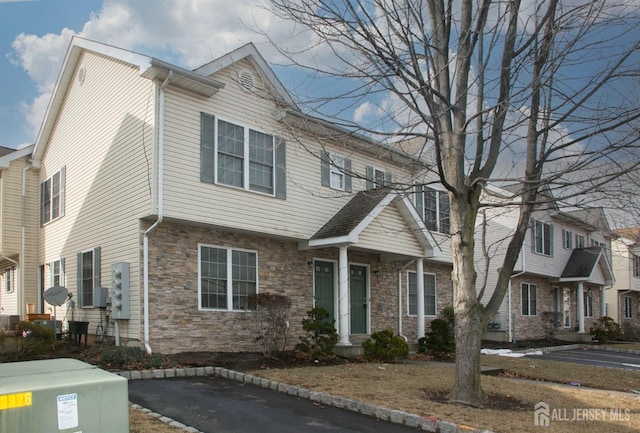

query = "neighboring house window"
[521,283,537,316]
[562,229,573,250]
[584,289,593,318]
[407,272,437,316]
[199,244,257,311]
[624,296,633,319]
[200,113,286,198]
[77,247,101,307]
[40,167,65,225]
[320,150,352,192]
[424,188,450,234]
[4,266,15,293]
[50,258,65,287]
[365,166,392,190]
[633,254,640,278]
[591,239,604,248]
[575,234,585,248]
[531,219,553,256]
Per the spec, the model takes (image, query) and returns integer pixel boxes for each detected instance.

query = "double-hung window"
[531,219,553,256]
[199,244,258,311]
[521,283,537,316]
[407,271,437,316]
[421,187,450,234]
[51,258,65,287]
[40,167,65,225]
[4,266,15,293]
[575,234,585,248]
[562,229,573,250]
[624,296,633,319]
[365,166,392,190]
[77,247,100,307]
[320,150,352,192]
[201,113,286,198]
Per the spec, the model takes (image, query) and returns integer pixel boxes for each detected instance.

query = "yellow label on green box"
[0,392,32,410]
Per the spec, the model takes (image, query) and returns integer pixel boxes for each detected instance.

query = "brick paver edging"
[120,366,495,433]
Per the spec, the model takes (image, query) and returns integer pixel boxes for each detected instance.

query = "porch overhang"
[558,246,615,286]
[300,189,441,259]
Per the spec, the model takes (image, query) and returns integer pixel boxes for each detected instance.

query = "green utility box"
[0,358,129,432]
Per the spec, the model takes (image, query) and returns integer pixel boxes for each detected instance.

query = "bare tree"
[263,0,640,404]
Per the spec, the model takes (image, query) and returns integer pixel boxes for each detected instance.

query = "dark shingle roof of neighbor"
[311,188,392,240]
[0,146,17,157]
[560,247,602,279]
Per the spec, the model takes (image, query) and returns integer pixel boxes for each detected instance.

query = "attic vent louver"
[238,69,256,92]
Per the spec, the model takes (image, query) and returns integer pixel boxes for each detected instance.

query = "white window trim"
[78,248,97,308]
[406,271,437,317]
[5,266,15,293]
[575,234,585,248]
[198,243,259,312]
[584,289,593,318]
[214,116,276,196]
[521,282,537,316]
[423,187,450,234]
[532,219,553,256]
[329,153,346,191]
[562,229,573,250]
[41,167,65,225]
[634,254,640,278]
[50,258,65,288]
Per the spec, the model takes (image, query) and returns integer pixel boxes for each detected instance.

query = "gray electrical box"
[0,358,129,432]
[111,262,130,319]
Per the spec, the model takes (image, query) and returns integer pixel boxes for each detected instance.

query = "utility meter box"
[0,358,129,432]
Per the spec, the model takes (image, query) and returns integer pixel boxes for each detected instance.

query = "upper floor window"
[4,266,15,293]
[423,187,450,234]
[77,247,100,308]
[407,271,437,316]
[40,167,65,225]
[320,150,352,192]
[562,229,573,250]
[366,166,392,190]
[200,113,286,198]
[633,254,640,278]
[575,234,585,248]
[199,244,257,311]
[521,283,537,316]
[531,219,553,256]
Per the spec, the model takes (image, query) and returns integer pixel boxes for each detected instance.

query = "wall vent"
[238,69,256,92]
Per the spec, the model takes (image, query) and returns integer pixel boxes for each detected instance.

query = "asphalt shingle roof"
[560,247,602,279]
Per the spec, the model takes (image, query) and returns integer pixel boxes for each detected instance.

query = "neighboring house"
[476,185,615,341]
[6,37,456,354]
[609,227,640,337]
[0,145,39,325]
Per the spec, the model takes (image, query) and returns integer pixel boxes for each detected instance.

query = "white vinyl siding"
[199,244,257,311]
[407,272,436,316]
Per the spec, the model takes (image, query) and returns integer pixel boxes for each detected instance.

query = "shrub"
[100,345,165,369]
[296,307,338,357]
[0,321,55,362]
[247,293,292,356]
[362,329,409,362]
[590,316,621,343]
[421,318,455,357]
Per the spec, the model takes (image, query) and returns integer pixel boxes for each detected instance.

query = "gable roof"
[194,43,297,110]
[559,246,614,285]
[32,37,225,162]
[0,145,34,169]
[307,189,440,258]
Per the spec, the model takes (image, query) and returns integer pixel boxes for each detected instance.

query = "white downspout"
[143,70,173,355]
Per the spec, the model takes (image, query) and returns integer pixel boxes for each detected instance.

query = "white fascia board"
[0,146,34,169]
[308,235,357,247]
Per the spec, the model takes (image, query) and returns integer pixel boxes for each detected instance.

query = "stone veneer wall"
[142,221,453,354]
[510,275,603,340]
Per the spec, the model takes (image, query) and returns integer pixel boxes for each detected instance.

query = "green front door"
[350,265,367,334]
[314,260,335,323]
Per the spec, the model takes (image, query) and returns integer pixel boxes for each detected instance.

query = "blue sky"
[0,0,306,150]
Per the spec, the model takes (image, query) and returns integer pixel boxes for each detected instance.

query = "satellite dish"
[44,286,71,306]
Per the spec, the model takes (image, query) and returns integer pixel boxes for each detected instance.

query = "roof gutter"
[143,70,173,355]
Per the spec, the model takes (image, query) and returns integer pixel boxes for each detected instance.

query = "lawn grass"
[248,362,640,433]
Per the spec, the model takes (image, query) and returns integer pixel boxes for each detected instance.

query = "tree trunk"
[449,188,485,405]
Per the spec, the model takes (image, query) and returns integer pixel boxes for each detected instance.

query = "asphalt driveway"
[129,375,422,433]
[536,349,640,371]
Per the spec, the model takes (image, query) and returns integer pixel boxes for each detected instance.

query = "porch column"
[577,282,585,333]
[337,245,351,346]
[416,259,425,339]
[600,287,606,317]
